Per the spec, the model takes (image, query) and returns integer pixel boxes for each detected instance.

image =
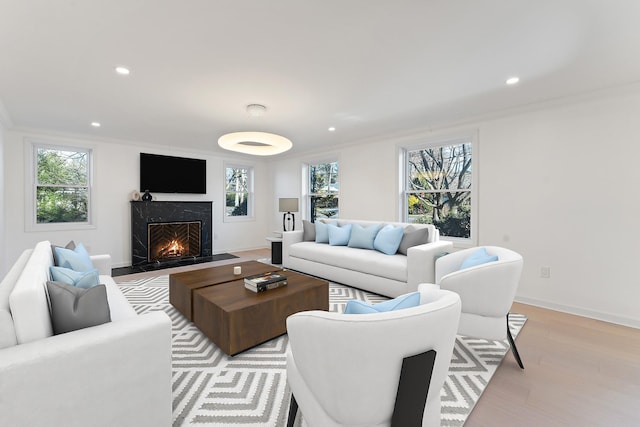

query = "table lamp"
[279,198,299,232]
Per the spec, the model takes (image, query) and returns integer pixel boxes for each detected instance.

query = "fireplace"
[147,221,201,263]
[131,201,213,266]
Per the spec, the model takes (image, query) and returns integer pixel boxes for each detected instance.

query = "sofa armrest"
[0,311,172,427]
[91,254,112,276]
[406,240,454,291]
[282,230,304,268]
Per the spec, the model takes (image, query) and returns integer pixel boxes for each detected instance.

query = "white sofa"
[0,241,173,427]
[283,219,453,298]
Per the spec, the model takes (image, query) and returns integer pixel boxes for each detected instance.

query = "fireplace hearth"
[131,201,213,267]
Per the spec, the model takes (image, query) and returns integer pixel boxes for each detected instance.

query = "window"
[308,161,339,221]
[225,165,253,219]
[32,144,92,226]
[402,134,475,242]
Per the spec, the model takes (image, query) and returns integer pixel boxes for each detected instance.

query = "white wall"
[268,90,640,328]
[2,130,270,271]
[0,122,5,277]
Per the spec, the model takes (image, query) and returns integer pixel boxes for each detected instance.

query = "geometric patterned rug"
[117,275,526,426]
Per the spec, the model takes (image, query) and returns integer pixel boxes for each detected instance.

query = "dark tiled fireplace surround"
[112,201,236,276]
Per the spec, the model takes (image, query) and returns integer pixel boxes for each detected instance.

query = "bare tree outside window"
[225,166,251,217]
[406,142,472,238]
[309,161,339,222]
[36,146,90,224]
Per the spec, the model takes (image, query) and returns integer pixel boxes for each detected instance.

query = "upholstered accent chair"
[424,245,524,368]
[285,289,461,427]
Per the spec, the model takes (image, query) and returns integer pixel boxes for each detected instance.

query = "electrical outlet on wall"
[540,266,551,279]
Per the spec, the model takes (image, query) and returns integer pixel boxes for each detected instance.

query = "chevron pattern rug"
[117,275,526,426]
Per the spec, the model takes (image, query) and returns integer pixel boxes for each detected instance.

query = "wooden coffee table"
[192,269,329,355]
[169,260,278,321]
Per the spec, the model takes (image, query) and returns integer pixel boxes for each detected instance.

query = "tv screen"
[140,153,207,194]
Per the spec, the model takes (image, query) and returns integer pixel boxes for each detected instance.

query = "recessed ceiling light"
[328,127,336,132]
[506,77,520,85]
[115,66,130,75]
[91,122,101,127]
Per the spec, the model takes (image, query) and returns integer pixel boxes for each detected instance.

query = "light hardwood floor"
[115,248,640,426]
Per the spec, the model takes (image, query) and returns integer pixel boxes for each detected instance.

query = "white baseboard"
[515,296,640,330]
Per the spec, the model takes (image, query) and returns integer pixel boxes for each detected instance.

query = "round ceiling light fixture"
[218,131,292,156]
[217,104,292,155]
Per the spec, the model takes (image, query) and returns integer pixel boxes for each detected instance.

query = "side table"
[266,237,283,264]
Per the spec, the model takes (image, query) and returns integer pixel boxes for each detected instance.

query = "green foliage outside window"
[36,147,90,224]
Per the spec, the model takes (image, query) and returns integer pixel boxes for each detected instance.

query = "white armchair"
[426,245,524,368]
[285,289,461,427]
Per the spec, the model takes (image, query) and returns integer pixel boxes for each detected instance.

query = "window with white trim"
[308,160,339,222]
[402,134,475,243]
[224,164,254,219]
[32,143,92,227]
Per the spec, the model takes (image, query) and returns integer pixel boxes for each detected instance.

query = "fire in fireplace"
[147,221,201,263]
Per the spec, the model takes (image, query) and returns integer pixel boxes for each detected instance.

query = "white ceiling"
[1,0,639,156]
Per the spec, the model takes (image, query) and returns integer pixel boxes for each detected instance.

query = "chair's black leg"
[506,313,524,369]
[286,393,298,427]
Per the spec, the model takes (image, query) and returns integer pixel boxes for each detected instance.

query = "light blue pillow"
[54,242,94,272]
[328,224,352,246]
[344,292,421,314]
[315,221,330,243]
[348,224,381,249]
[373,224,404,255]
[50,266,100,289]
[459,247,498,270]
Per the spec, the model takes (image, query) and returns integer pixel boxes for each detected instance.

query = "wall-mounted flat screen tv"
[140,153,207,194]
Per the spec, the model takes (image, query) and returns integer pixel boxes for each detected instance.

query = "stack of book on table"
[244,272,288,293]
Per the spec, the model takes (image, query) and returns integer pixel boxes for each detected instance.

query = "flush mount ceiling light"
[115,66,130,75]
[218,132,292,155]
[506,76,520,85]
[217,104,292,155]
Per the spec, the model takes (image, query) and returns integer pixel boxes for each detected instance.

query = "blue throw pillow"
[315,221,330,243]
[328,224,352,246]
[373,224,404,255]
[459,247,499,270]
[348,224,381,249]
[50,266,101,289]
[344,292,421,314]
[54,242,94,272]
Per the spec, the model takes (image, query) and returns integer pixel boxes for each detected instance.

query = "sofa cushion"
[348,223,381,249]
[373,224,404,255]
[289,242,408,282]
[47,281,111,334]
[344,292,421,314]
[0,249,33,349]
[315,221,330,243]
[9,241,55,344]
[50,266,100,289]
[398,225,430,255]
[459,247,498,270]
[302,220,316,241]
[328,224,352,246]
[53,242,94,271]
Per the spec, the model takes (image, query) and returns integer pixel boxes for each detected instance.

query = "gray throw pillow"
[398,225,430,255]
[302,220,316,241]
[47,281,111,335]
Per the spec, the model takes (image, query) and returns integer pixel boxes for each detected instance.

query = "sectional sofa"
[0,241,172,427]
[283,218,453,297]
